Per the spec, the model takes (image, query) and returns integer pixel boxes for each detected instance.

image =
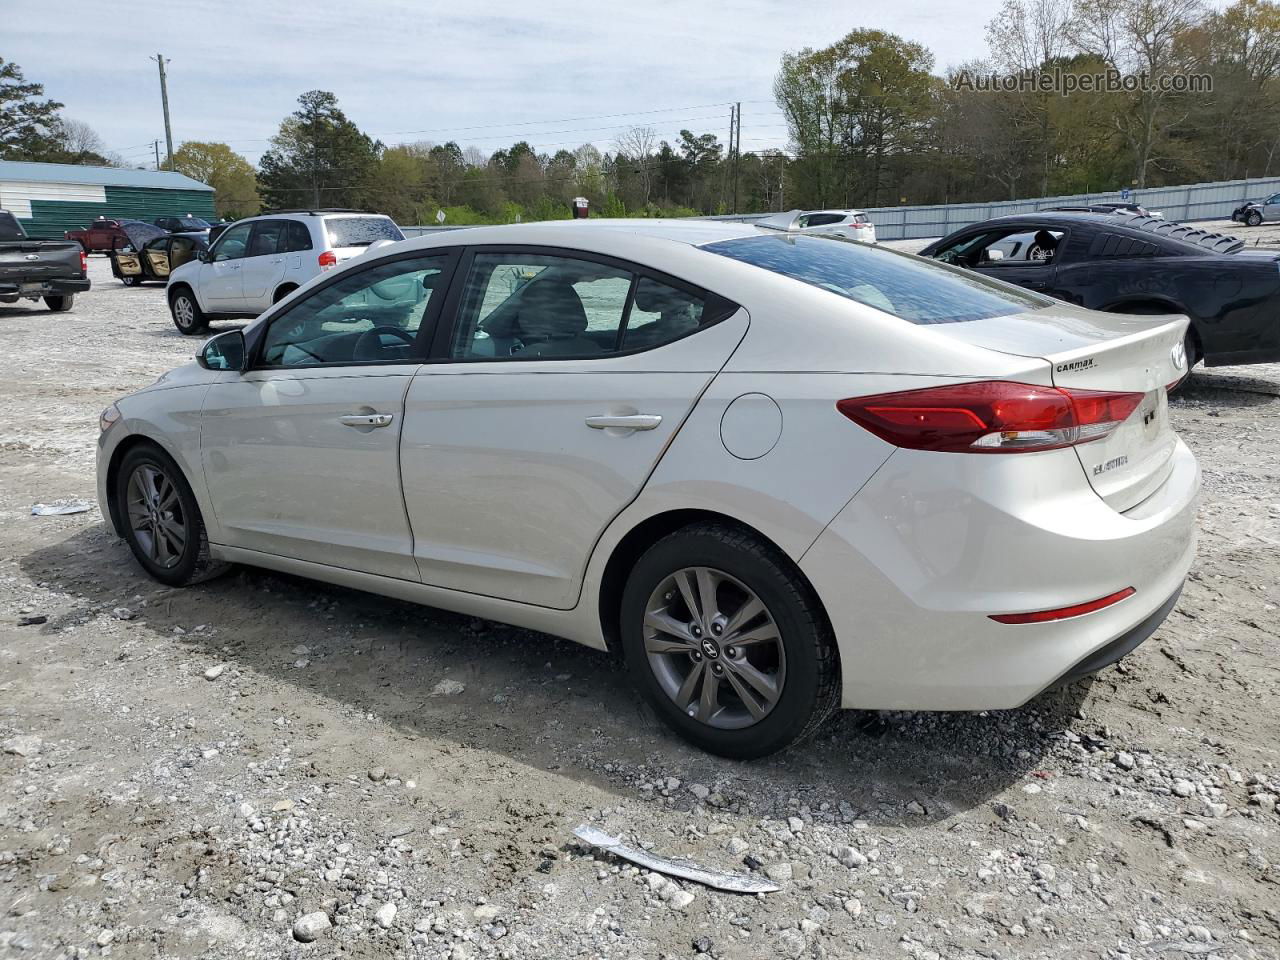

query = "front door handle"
[585,414,662,431]
[339,413,394,428]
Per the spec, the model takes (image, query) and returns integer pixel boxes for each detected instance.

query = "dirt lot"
[1,255,1278,960]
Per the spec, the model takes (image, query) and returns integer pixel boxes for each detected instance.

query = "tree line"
[5,0,1280,226]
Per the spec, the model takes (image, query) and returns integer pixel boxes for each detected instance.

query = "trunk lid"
[932,304,1188,512]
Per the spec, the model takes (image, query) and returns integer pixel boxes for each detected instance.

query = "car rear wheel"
[115,444,229,587]
[620,523,840,758]
[1247,210,1263,226]
[169,288,207,335]
[44,295,74,312]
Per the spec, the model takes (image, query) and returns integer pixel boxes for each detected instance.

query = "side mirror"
[197,330,246,372]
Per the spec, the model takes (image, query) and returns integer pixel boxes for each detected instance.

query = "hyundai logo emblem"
[1171,341,1186,371]
[700,638,720,659]
[24,254,40,261]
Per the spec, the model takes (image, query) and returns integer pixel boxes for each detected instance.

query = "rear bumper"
[0,277,90,297]
[1051,583,1181,687]
[800,438,1199,710]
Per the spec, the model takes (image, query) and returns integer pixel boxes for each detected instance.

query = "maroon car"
[65,218,145,253]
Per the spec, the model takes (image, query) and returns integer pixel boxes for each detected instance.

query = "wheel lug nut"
[691,651,702,661]
[690,625,701,637]
[712,664,723,675]
[726,646,737,658]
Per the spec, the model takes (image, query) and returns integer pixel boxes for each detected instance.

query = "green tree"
[172,141,261,218]
[257,91,379,210]
[0,57,65,159]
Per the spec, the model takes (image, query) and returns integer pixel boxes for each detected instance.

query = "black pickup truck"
[0,209,90,312]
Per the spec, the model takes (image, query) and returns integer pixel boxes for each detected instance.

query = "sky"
[5,0,1004,169]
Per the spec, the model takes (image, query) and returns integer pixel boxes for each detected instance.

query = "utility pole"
[721,105,735,212]
[151,54,174,170]
[152,140,161,170]
[732,101,741,215]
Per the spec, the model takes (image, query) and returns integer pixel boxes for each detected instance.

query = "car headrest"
[514,280,588,339]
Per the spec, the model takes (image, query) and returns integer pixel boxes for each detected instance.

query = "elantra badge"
[1171,341,1186,371]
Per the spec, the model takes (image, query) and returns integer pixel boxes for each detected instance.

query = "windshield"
[703,233,1051,324]
[323,216,404,248]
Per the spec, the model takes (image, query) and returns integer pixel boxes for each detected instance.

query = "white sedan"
[96,219,1198,758]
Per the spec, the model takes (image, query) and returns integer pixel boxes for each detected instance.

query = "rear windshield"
[0,212,25,241]
[703,234,1051,324]
[323,216,404,248]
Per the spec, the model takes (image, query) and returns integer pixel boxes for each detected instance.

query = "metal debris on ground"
[573,823,781,894]
[31,501,94,516]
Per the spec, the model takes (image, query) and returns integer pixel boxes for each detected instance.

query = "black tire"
[114,443,230,587]
[44,294,74,312]
[1247,210,1263,227]
[169,287,207,335]
[619,522,840,759]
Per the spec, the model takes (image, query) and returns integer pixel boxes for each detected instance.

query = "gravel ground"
[1,256,1278,960]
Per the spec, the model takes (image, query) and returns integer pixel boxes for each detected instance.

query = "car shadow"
[20,525,1093,828]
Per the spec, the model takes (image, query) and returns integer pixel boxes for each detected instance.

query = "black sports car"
[919,213,1280,368]
[109,222,210,286]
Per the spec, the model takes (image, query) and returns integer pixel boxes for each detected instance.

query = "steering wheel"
[353,325,415,361]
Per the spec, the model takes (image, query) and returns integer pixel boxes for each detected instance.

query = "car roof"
[411,218,763,248]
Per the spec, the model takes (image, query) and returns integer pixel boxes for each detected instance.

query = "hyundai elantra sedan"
[97,219,1198,758]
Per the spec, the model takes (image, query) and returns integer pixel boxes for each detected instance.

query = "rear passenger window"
[450,252,726,360]
[249,221,287,257]
[451,253,633,359]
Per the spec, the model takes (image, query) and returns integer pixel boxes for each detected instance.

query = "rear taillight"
[837,381,1144,453]
[79,251,87,274]
[318,251,338,270]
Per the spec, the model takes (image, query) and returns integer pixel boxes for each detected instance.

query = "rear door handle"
[585,414,662,431]
[339,413,394,428]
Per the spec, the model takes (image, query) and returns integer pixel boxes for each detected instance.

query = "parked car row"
[65,215,227,253]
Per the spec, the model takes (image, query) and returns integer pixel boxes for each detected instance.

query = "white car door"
[201,221,251,306]
[199,251,455,579]
[238,219,290,312]
[400,249,748,609]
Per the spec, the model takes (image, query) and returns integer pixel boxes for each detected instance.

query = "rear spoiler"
[753,210,804,233]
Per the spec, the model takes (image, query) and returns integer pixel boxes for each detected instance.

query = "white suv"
[796,209,876,243]
[166,210,404,334]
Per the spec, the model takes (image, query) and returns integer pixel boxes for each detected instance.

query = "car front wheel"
[114,444,229,586]
[169,288,207,335]
[1247,210,1263,226]
[620,523,840,759]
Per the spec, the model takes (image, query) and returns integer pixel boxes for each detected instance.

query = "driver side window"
[260,255,448,367]
[938,228,1064,267]
[212,222,251,262]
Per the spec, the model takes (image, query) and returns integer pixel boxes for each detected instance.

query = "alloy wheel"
[643,566,785,730]
[125,464,187,569]
[174,296,194,329]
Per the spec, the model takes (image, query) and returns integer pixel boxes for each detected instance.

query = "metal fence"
[401,175,1279,241]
